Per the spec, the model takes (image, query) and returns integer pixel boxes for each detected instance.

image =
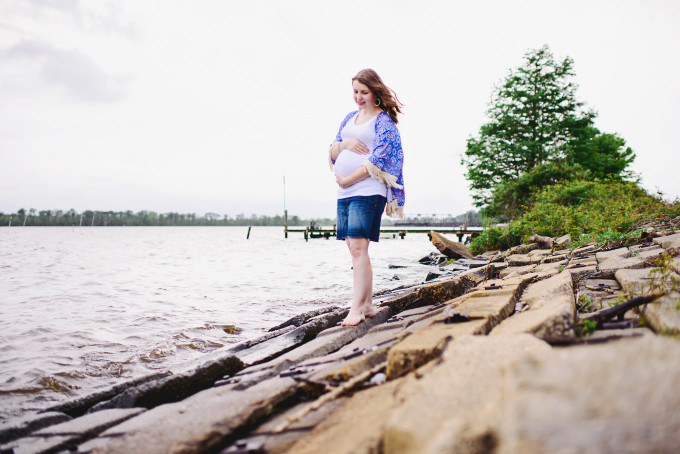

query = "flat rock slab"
[508,254,532,266]
[377,271,485,315]
[654,231,680,250]
[285,377,406,454]
[92,377,299,454]
[497,335,680,453]
[528,248,552,258]
[288,334,680,454]
[531,261,566,278]
[91,354,244,411]
[571,244,597,256]
[232,307,394,389]
[4,408,143,454]
[566,263,598,280]
[240,398,349,454]
[614,268,654,295]
[41,371,171,417]
[0,412,71,445]
[598,247,665,272]
[642,292,680,335]
[491,271,575,339]
[454,258,489,268]
[414,270,487,306]
[236,308,348,365]
[383,334,552,454]
[596,247,630,263]
[542,253,569,264]
[500,264,536,278]
[386,320,487,379]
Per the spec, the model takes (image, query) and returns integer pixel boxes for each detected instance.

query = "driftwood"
[583,293,664,325]
[543,332,644,346]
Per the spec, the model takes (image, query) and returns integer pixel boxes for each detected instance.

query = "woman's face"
[352,80,376,110]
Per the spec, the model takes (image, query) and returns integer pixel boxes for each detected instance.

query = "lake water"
[0,226,436,420]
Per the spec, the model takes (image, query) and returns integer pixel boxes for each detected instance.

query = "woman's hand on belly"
[335,165,369,189]
[335,174,351,189]
[343,139,369,155]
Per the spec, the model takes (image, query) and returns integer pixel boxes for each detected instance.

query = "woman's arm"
[335,165,369,189]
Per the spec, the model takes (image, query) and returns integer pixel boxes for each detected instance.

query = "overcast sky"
[1,0,678,219]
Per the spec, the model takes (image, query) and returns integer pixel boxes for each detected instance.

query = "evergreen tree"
[463,45,636,212]
[462,45,595,207]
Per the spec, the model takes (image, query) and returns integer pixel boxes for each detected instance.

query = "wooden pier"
[281,210,482,242]
[285,225,483,242]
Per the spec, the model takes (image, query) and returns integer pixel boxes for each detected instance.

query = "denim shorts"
[336,195,387,242]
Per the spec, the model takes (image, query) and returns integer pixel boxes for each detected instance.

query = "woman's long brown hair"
[352,69,403,124]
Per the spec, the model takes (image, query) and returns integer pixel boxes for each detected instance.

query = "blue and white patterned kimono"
[331,110,405,218]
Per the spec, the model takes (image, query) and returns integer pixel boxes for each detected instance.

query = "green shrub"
[470,180,680,254]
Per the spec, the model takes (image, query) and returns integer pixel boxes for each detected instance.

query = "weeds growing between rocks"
[471,181,680,255]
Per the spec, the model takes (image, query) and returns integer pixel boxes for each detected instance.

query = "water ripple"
[0,226,434,419]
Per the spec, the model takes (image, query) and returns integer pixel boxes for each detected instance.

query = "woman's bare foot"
[341,310,365,326]
[363,302,376,318]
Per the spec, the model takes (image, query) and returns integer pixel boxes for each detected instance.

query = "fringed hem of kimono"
[385,199,403,218]
[362,161,403,189]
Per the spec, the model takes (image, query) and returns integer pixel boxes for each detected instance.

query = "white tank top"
[334,112,387,199]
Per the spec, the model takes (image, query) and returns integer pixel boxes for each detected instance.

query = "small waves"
[0,375,77,396]
[0,226,435,420]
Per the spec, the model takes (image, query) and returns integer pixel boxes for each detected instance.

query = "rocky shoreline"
[2,229,680,453]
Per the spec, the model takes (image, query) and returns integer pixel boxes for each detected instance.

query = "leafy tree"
[463,46,638,215]
[567,126,636,180]
[462,45,595,207]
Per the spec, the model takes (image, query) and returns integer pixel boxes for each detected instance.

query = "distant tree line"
[0,208,336,227]
[1,208,480,227]
[384,210,483,226]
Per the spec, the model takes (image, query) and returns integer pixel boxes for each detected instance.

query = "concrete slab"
[654,231,680,250]
[0,412,71,445]
[4,409,143,454]
[284,378,406,454]
[386,320,487,379]
[497,336,680,453]
[508,254,532,266]
[383,335,551,454]
[596,247,630,263]
[91,354,244,411]
[598,252,663,272]
[528,249,552,258]
[491,271,575,339]
[500,264,536,279]
[614,268,654,296]
[642,292,680,335]
[91,377,299,454]
[571,244,597,256]
[235,307,394,389]
[542,253,569,264]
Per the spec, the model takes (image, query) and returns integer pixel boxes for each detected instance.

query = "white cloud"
[3,39,125,102]
[1,0,679,218]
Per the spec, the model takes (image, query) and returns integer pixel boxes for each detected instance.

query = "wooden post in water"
[247,226,252,239]
[284,210,288,238]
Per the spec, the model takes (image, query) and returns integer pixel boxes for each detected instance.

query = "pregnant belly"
[334,150,368,176]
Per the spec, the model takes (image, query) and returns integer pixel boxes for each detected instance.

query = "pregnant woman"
[329,68,405,326]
